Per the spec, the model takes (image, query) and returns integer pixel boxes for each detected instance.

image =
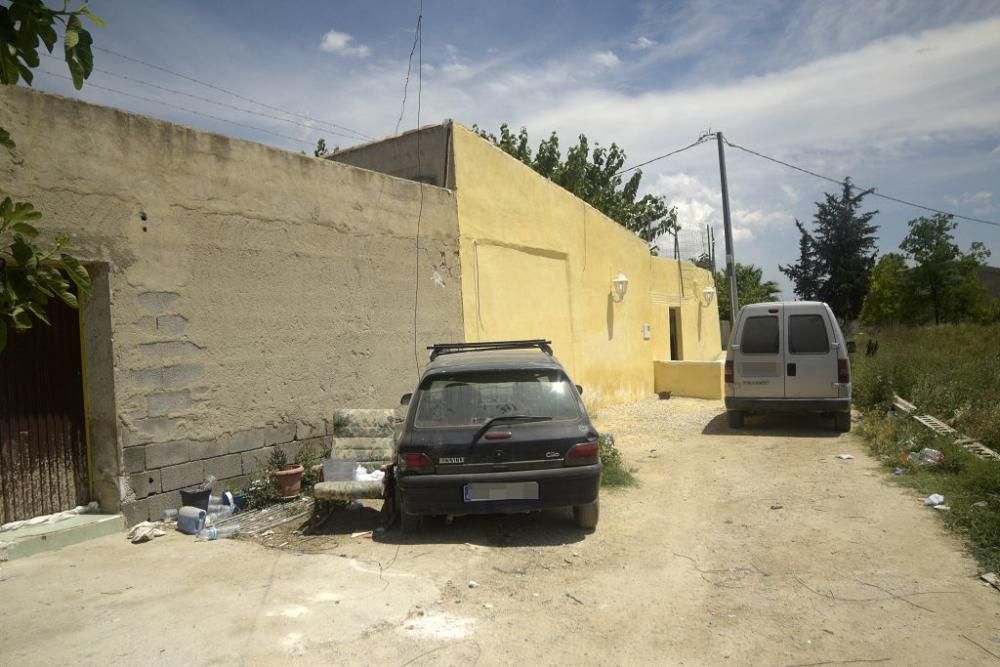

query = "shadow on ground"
[299,503,587,548]
[702,411,842,438]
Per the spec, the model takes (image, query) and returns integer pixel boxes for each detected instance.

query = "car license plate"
[464,482,539,502]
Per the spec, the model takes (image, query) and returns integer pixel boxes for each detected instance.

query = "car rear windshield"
[740,315,779,354]
[788,314,830,354]
[413,369,582,428]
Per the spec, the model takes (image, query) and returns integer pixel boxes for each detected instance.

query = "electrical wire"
[614,135,714,176]
[37,68,315,148]
[724,138,1000,228]
[410,0,424,378]
[93,45,373,141]
[39,53,362,143]
[396,6,422,136]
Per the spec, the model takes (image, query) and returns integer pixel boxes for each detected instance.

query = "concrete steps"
[1,513,124,561]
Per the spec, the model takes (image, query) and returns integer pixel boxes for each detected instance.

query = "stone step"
[2,513,124,561]
[332,409,395,438]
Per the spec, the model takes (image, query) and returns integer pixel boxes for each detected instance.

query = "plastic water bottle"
[160,508,179,521]
[196,524,240,541]
[177,506,207,535]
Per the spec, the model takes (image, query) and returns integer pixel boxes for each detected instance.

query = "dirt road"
[3,398,999,666]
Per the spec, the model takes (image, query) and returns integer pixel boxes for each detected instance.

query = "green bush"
[599,433,637,488]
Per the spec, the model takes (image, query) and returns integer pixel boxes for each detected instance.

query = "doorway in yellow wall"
[669,307,683,360]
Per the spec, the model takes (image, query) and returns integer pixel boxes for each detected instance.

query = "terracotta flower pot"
[271,464,304,499]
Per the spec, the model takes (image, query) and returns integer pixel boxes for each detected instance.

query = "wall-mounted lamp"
[611,273,629,303]
[702,285,716,306]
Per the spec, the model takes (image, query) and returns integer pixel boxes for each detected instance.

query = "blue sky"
[28,0,1000,294]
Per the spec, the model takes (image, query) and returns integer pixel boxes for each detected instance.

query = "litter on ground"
[924,494,946,507]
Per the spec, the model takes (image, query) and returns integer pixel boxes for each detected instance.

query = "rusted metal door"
[0,298,89,524]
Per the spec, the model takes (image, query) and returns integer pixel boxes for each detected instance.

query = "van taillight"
[566,442,599,466]
[725,360,734,384]
[400,452,434,474]
[838,359,850,384]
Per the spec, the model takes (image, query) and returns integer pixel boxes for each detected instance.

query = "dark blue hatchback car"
[394,340,602,532]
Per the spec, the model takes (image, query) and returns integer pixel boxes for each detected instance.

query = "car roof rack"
[427,339,553,360]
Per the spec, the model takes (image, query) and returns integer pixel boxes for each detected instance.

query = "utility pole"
[716,132,738,323]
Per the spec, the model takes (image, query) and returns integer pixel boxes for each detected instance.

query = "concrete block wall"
[0,87,465,525]
[121,420,333,525]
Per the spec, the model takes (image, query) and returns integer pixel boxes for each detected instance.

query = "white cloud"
[590,50,621,67]
[631,36,657,50]
[319,30,371,57]
[944,191,995,215]
[780,184,798,204]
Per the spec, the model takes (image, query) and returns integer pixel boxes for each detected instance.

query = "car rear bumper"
[725,397,851,412]
[396,464,601,516]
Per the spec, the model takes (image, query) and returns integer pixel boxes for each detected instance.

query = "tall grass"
[853,323,1000,572]
[853,324,1000,451]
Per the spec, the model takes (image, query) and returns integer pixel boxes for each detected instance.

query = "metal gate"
[0,298,89,524]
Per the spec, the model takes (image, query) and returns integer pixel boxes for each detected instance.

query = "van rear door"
[784,305,839,398]
[732,306,785,398]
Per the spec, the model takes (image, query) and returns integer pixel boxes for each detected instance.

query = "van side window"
[788,314,830,354]
[740,316,779,354]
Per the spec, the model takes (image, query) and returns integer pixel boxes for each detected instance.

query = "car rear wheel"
[727,410,745,429]
[396,488,423,533]
[574,500,599,531]
[834,411,851,433]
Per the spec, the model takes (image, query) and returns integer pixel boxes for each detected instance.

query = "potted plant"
[267,448,304,499]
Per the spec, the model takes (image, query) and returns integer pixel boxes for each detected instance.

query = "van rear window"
[788,314,830,354]
[740,316,779,354]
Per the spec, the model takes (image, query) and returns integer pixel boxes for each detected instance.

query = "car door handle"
[787,363,796,376]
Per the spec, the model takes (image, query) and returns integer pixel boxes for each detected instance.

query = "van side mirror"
[400,393,412,406]
[575,384,584,396]
[846,341,856,354]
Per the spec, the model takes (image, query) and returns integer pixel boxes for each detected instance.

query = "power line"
[614,135,714,176]
[93,45,373,141]
[39,53,362,143]
[724,138,1000,228]
[37,68,315,148]
[410,0,424,378]
[396,5,423,136]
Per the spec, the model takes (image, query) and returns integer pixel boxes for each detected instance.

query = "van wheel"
[574,500,599,531]
[834,411,851,433]
[727,410,745,429]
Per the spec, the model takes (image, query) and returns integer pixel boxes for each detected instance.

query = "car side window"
[788,314,830,354]
[740,316,779,354]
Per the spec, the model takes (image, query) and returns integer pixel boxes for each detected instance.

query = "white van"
[724,301,854,431]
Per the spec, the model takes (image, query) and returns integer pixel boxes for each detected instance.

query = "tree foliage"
[779,178,878,322]
[0,0,102,351]
[859,215,995,326]
[898,214,992,324]
[859,253,907,326]
[715,263,781,321]
[474,123,679,254]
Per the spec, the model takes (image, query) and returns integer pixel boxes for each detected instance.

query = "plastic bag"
[924,493,945,506]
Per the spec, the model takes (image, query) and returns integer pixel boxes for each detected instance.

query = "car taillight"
[838,359,850,384]
[399,452,434,474]
[566,442,599,466]
[725,360,734,384]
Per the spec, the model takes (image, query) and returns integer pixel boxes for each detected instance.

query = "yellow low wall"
[654,360,725,400]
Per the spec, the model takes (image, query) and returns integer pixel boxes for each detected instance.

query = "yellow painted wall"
[451,124,722,407]
[654,361,725,400]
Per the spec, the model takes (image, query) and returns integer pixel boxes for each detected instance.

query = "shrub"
[599,433,637,487]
